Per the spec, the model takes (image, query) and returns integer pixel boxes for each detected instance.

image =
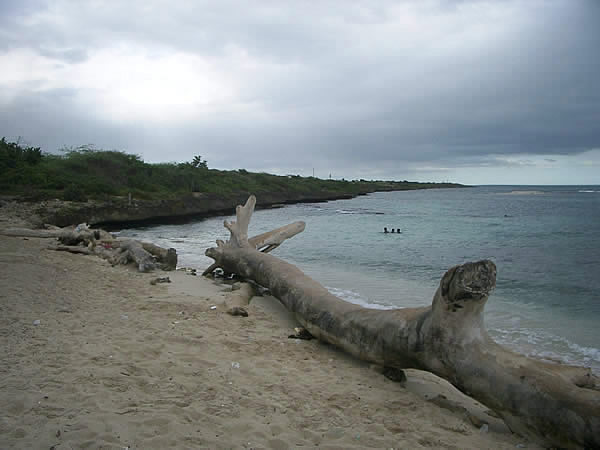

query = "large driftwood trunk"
[205,196,600,449]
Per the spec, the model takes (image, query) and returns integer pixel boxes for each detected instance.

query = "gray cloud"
[0,0,599,183]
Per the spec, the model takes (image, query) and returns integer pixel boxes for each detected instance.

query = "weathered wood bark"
[248,221,306,251]
[101,240,177,271]
[53,245,92,255]
[205,195,600,449]
[224,282,255,308]
[0,228,63,238]
[112,239,155,272]
[1,224,103,246]
[2,225,176,272]
[202,200,304,276]
[139,242,177,271]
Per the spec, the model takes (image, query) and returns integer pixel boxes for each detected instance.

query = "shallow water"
[119,185,600,372]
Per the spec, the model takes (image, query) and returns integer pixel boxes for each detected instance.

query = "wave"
[490,327,600,374]
[501,190,545,195]
[326,286,395,310]
[579,190,599,193]
[335,208,384,215]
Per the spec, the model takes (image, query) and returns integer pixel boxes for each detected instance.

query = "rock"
[150,276,171,285]
[288,327,313,340]
[382,366,407,383]
[227,306,248,317]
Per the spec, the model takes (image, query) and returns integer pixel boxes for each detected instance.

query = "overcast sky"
[1,0,599,184]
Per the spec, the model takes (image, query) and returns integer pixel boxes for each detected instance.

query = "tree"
[191,155,208,169]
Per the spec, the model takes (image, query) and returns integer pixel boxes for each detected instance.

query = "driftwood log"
[205,195,599,449]
[0,224,177,272]
[202,220,305,276]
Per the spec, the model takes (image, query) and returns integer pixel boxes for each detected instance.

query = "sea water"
[118,186,600,373]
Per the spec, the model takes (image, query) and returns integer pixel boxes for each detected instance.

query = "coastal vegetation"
[0,138,462,202]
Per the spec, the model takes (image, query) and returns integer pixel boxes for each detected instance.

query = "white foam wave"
[501,190,544,195]
[326,286,395,310]
[578,190,598,193]
[335,208,385,215]
[491,327,600,373]
[567,341,600,361]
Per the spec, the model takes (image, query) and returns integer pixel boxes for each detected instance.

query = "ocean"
[118,186,600,373]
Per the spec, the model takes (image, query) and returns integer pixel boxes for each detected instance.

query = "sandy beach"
[0,207,541,449]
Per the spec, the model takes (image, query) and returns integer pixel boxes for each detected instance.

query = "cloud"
[0,0,598,183]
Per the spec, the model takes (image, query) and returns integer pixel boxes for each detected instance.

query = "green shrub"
[0,137,463,200]
[63,184,88,202]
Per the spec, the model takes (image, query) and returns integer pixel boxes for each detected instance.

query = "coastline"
[1,184,466,229]
[0,210,540,448]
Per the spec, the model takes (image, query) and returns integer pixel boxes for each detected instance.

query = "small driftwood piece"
[118,239,156,272]
[0,224,99,247]
[98,240,177,271]
[0,228,62,238]
[205,195,600,449]
[223,282,255,317]
[53,245,92,255]
[139,242,177,271]
[224,282,255,317]
[58,225,98,247]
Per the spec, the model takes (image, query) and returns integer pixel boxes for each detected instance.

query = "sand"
[0,216,542,448]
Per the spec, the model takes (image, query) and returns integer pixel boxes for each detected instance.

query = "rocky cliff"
[35,191,366,227]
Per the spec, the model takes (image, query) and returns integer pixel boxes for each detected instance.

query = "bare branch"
[224,195,256,248]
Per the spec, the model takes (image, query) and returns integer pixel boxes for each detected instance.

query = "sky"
[1,0,599,185]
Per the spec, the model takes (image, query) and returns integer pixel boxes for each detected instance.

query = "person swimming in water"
[384,227,389,233]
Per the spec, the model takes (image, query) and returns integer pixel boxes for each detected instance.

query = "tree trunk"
[205,195,599,449]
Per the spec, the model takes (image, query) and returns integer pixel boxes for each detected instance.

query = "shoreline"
[1,185,466,229]
[0,219,542,448]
